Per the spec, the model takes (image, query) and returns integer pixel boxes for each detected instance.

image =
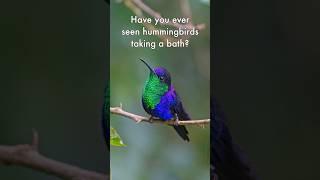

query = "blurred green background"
[110,1,210,180]
[0,0,108,179]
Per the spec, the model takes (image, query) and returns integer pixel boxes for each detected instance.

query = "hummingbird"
[140,59,190,141]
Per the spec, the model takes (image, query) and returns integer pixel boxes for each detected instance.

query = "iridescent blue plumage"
[151,84,176,120]
[141,59,190,141]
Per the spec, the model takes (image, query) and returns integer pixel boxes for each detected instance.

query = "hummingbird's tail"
[173,126,189,141]
[173,101,191,142]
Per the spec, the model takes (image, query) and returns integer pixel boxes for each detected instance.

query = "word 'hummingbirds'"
[140,59,190,141]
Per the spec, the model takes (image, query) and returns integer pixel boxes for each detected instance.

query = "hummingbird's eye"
[159,76,164,81]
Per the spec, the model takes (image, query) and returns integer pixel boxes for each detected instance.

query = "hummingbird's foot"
[148,116,154,123]
[173,118,180,126]
[172,114,180,126]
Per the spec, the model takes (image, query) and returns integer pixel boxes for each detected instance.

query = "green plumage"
[142,73,168,109]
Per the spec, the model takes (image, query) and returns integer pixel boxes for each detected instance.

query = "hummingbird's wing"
[172,91,191,120]
[211,98,258,180]
[171,91,190,142]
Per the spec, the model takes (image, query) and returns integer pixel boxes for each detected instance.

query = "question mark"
[185,40,189,47]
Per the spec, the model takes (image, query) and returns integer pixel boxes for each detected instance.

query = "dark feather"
[172,95,190,142]
[211,98,258,180]
[173,125,189,141]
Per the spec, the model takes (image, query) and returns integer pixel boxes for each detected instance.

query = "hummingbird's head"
[140,59,171,87]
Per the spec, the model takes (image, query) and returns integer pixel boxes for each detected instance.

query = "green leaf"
[110,127,126,147]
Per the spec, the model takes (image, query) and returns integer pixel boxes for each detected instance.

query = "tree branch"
[110,106,210,125]
[178,0,193,20]
[0,131,109,180]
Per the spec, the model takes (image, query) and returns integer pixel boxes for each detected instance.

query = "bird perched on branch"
[140,59,190,141]
[211,98,258,180]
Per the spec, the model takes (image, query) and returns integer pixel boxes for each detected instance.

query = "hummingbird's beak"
[140,58,156,75]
